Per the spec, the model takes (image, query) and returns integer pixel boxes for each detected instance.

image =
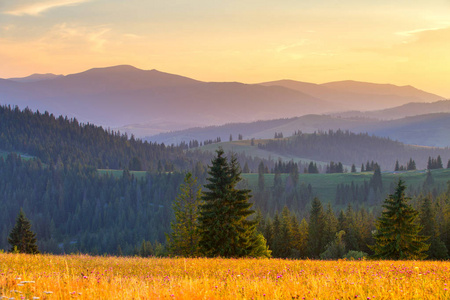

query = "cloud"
[39,23,112,52]
[275,40,310,53]
[395,26,450,37]
[4,0,92,16]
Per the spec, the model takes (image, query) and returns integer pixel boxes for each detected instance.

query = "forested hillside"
[0,105,205,171]
[259,130,450,170]
[0,153,183,254]
[1,106,450,258]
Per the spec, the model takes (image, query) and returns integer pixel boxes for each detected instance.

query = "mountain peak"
[7,73,63,83]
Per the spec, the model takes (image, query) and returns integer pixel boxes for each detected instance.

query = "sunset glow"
[1,0,450,97]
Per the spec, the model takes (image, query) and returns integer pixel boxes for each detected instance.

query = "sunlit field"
[1,254,449,299]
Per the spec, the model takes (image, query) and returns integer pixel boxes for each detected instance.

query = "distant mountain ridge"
[0,65,331,131]
[7,73,63,83]
[147,111,450,148]
[260,79,443,111]
[0,65,444,137]
[331,100,450,120]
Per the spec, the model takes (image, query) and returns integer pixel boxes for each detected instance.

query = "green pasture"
[98,169,148,180]
[242,168,450,202]
[0,150,35,160]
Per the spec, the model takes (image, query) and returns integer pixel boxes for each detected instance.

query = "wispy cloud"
[275,40,310,53]
[395,25,450,37]
[4,0,92,16]
[40,23,112,52]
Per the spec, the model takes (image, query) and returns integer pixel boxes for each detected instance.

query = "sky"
[1,0,450,97]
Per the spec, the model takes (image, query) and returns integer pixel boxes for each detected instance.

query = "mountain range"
[147,111,450,148]
[260,79,442,111]
[0,65,444,137]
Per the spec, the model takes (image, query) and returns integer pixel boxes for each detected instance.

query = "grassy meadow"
[242,168,450,202]
[1,253,449,299]
[0,150,34,161]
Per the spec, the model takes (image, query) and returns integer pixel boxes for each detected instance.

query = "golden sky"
[1,0,450,97]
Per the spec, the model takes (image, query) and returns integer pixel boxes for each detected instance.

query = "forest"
[259,130,450,170]
[1,106,450,259]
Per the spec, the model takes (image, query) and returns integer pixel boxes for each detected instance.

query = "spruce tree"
[394,160,400,171]
[308,197,325,258]
[370,180,429,260]
[168,172,202,257]
[198,149,266,257]
[419,196,449,259]
[8,209,39,254]
[277,207,293,258]
[322,203,338,251]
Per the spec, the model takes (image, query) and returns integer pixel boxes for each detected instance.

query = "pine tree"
[437,155,443,169]
[419,196,449,259]
[407,158,416,171]
[277,207,293,258]
[343,204,359,251]
[370,166,383,193]
[394,160,400,171]
[297,218,309,258]
[8,208,40,254]
[168,172,202,257]
[198,149,267,257]
[258,161,265,192]
[370,180,429,260]
[322,203,338,251]
[308,197,325,258]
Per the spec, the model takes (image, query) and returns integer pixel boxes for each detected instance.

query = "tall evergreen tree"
[370,180,429,260]
[437,155,443,169]
[8,209,39,254]
[394,160,400,171]
[322,203,338,250]
[419,196,449,259]
[277,207,293,257]
[258,161,265,192]
[198,149,267,257]
[167,172,202,257]
[308,197,325,258]
[407,158,416,171]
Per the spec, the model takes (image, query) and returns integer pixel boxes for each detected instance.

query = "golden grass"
[1,253,449,299]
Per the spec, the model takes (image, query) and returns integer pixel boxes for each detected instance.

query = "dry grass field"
[1,253,449,299]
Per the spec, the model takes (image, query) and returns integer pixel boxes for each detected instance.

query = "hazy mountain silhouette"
[147,112,450,148]
[260,79,443,111]
[0,65,331,130]
[332,100,450,120]
[7,73,63,83]
[1,65,444,135]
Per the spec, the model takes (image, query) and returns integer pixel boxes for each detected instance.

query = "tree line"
[258,130,450,170]
[4,150,450,260]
